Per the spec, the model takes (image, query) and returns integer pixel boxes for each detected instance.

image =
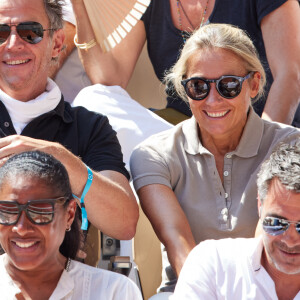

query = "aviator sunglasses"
[0,21,55,45]
[262,216,300,236]
[0,197,68,225]
[181,72,253,101]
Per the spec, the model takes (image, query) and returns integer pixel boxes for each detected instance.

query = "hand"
[0,135,59,160]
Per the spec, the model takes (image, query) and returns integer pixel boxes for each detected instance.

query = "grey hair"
[43,0,65,35]
[257,140,300,203]
[165,23,266,103]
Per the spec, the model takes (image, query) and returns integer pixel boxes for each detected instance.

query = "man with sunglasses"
[0,0,138,247]
[172,141,300,300]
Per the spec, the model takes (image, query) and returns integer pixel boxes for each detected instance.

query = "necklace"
[176,0,209,43]
[65,257,71,272]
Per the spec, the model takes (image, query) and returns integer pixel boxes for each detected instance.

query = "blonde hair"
[165,23,266,103]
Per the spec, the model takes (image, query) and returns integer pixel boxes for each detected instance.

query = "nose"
[5,27,25,50]
[12,212,34,236]
[204,83,222,105]
[281,224,300,248]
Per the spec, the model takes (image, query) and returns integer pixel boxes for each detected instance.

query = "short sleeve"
[255,0,287,24]
[77,110,130,180]
[130,142,173,191]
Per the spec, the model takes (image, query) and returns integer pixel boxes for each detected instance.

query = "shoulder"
[262,119,300,144]
[187,238,258,268]
[131,119,190,156]
[65,103,116,136]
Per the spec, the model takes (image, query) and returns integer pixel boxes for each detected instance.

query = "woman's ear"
[66,199,77,229]
[250,72,261,99]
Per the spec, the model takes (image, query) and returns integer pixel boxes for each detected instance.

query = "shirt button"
[4,122,9,127]
[224,171,229,176]
[226,154,232,159]
[221,208,228,215]
[224,193,228,198]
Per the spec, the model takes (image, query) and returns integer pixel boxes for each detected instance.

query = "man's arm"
[48,21,76,79]
[261,0,300,124]
[138,184,196,276]
[0,135,139,240]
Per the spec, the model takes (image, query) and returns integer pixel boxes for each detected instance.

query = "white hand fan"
[83,0,151,52]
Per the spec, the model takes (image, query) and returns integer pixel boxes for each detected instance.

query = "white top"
[172,237,300,300]
[0,255,143,300]
[0,78,61,134]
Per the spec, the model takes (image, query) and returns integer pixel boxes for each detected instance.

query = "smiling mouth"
[205,110,229,118]
[5,59,30,65]
[15,241,37,248]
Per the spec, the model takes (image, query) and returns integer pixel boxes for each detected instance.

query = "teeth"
[206,111,228,118]
[6,59,29,65]
[15,241,36,248]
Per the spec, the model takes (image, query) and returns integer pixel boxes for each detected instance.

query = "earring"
[66,226,71,232]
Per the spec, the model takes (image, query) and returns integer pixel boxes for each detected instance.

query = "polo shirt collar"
[233,107,264,158]
[182,106,264,157]
[182,116,210,155]
[52,96,73,124]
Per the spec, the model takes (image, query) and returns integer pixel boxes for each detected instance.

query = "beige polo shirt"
[130,108,300,243]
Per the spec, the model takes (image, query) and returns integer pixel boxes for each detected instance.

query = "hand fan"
[83,0,151,52]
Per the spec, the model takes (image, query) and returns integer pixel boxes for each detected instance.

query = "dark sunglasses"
[0,197,67,226]
[181,72,253,101]
[0,21,55,45]
[262,216,300,236]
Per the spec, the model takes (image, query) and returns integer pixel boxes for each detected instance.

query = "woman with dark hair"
[0,151,142,300]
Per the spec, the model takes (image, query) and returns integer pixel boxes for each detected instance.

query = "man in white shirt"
[172,141,300,300]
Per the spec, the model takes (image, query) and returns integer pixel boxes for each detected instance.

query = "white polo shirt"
[172,237,300,300]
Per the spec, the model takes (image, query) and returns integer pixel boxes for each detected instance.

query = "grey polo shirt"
[130,108,300,243]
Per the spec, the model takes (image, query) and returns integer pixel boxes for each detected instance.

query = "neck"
[261,250,300,300]
[4,254,67,298]
[0,83,48,102]
[199,127,244,157]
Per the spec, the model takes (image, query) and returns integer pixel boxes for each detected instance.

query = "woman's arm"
[261,0,300,124]
[138,184,196,276]
[70,0,147,88]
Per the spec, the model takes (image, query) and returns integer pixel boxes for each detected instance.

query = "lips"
[205,110,229,118]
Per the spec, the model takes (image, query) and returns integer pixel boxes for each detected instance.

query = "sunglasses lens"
[17,22,44,44]
[0,24,11,45]
[185,79,209,100]
[262,217,289,236]
[0,202,19,225]
[218,77,241,98]
[27,202,54,224]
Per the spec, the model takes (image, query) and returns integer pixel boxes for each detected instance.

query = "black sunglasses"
[262,216,300,236]
[0,21,55,45]
[181,72,253,101]
[0,197,67,226]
